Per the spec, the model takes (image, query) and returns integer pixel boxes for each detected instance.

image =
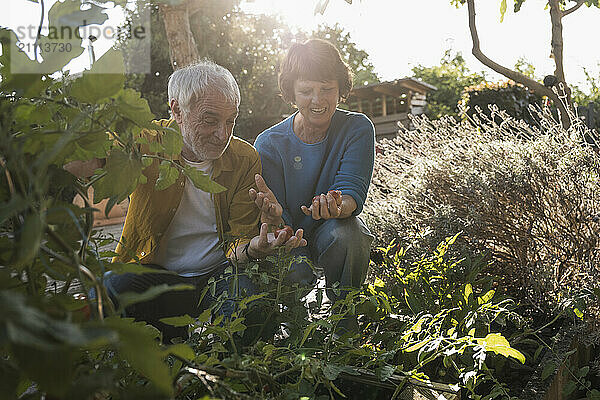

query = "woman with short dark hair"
[250,39,375,331]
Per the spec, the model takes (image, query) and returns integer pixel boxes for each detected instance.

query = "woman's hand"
[247,223,307,259]
[248,174,284,226]
[301,190,346,220]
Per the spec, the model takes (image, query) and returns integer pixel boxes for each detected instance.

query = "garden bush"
[365,105,600,304]
[458,81,545,129]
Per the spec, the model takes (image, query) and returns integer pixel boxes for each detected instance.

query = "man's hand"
[247,223,307,259]
[248,174,284,226]
[301,190,344,220]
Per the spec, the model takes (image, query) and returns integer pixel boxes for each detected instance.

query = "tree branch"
[159,0,200,70]
[549,0,566,83]
[466,0,571,128]
[562,0,586,17]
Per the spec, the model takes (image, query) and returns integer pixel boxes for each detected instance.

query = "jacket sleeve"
[224,154,261,259]
[331,115,375,216]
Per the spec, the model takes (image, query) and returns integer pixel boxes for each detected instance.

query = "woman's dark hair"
[278,39,353,104]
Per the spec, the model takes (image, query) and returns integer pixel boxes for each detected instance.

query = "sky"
[241,0,600,90]
[2,0,599,90]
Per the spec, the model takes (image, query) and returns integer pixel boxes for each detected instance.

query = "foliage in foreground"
[145,235,541,399]
[0,4,217,395]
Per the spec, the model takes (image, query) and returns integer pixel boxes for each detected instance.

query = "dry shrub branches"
[365,105,600,299]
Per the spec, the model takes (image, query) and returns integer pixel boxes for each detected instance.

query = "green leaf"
[10,345,78,397]
[300,322,317,347]
[0,195,28,226]
[165,343,195,360]
[0,29,50,96]
[36,0,113,72]
[477,289,495,305]
[589,389,600,400]
[114,88,155,128]
[563,381,576,396]
[238,292,267,309]
[62,131,112,164]
[49,0,108,29]
[197,308,211,324]
[541,362,556,380]
[92,148,144,203]
[104,317,173,395]
[375,365,396,381]
[227,317,246,334]
[1,292,114,349]
[15,212,44,268]
[70,50,125,103]
[117,284,194,310]
[405,338,431,353]
[161,126,184,156]
[464,283,473,304]
[155,161,180,191]
[322,363,343,381]
[577,366,590,378]
[500,0,507,22]
[108,263,177,275]
[476,333,526,364]
[159,314,195,327]
[182,164,226,193]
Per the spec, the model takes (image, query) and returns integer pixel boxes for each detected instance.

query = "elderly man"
[71,61,306,342]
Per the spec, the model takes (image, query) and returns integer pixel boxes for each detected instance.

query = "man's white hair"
[168,60,240,114]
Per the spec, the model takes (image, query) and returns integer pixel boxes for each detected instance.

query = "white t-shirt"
[153,158,228,276]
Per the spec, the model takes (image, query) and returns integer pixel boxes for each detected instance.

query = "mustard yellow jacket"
[113,119,261,264]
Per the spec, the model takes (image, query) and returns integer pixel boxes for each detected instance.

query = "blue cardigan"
[254,108,375,237]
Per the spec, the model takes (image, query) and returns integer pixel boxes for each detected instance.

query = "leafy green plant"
[411,50,486,119]
[147,234,538,399]
[0,1,221,395]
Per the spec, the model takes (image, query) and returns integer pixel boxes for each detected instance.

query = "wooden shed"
[346,78,437,139]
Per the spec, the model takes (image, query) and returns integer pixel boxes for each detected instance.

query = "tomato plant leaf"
[155,161,180,191]
[323,363,343,381]
[103,317,173,395]
[70,50,125,103]
[159,315,195,327]
[476,333,526,364]
[92,148,144,203]
[182,165,226,193]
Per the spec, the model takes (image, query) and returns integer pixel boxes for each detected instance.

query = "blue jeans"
[101,262,255,342]
[286,216,374,303]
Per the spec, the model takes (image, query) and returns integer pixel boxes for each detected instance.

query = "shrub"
[459,80,545,128]
[364,106,600,302]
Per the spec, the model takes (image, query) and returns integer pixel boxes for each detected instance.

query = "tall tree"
[310,23,379,87]
[329,0,600,128]
[122,3,378,140]
[411,50,485,119]
[452,0,600,127]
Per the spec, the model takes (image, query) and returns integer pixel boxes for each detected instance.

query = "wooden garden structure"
[346,78,437,139]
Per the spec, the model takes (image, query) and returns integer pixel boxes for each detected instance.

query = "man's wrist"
[243,242,261,262]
